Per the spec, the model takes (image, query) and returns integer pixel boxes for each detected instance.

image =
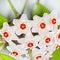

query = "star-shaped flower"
[54,30,60,46]
[32,15,50,36]
[43,10,59,32]
[32,47,44,60]
[7,44,29,60]
[13,14,33,35]
[0,22,18,43]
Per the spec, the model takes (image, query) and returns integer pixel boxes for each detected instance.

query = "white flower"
[44,44,56,59]
[16,54,30,60]
[32,47,44,60]
[40,32,55,46]
[0,22,18,42]
[54,30,60,46]
[17,32,41,50]
[32,15,50,37]
[0,11,60,60]
[7,45,29,56]
[7,45,20,58]
[32,42,55,60]
[13,14,33,35]
[43,10,59,32]
[7,44,30,60]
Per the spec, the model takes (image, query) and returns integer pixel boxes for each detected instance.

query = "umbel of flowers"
[0,10,60,60]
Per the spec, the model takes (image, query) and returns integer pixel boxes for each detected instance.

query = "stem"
[37,0,40,2]
[8,0,28,19]
[21,0,28,15]
[17,0,28,19]
[7,0,19,18]
[27,48,34,60]
[0,38,5,52]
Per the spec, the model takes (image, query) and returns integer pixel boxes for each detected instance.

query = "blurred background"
[0,0,60,19]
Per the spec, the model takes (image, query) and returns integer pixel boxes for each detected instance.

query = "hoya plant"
[0,0,60,60]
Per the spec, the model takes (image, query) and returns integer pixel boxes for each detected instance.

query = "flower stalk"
[7,0,20,18]
[37,0,40,3]
[0,35,5,52]
[7,0,28,19]
[27,48,34,60]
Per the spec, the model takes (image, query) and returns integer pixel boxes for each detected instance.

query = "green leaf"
[0,15,8,29]
[50,47,60,60]
[0,34,2,38]
[0,53,15,60]
[32,2,50,18]
[58,25,60,29]
[27,48,34,60]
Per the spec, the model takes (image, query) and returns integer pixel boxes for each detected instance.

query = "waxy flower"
[7,44,29,60]
[17,32,41,50]
[0,22,18,43]
[13,14,33,35]
[43,10,59,32]
[54,30,60,46]
[0,10,60,60]
[40,32,55,45]
[32,47,43,60]
[32,15,51,37]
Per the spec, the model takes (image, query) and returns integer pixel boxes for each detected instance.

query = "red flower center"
[58,34,60,39]
[51,18,56,24]
[40,23,46,29]
[45,37,51,43]
[36,56,42,59]
[12,51,18,56]
[20,23,26,30]
[3,32,9,38]
[27,42,34,47]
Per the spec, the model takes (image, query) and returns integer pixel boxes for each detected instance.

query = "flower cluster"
[0,10,60,60]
